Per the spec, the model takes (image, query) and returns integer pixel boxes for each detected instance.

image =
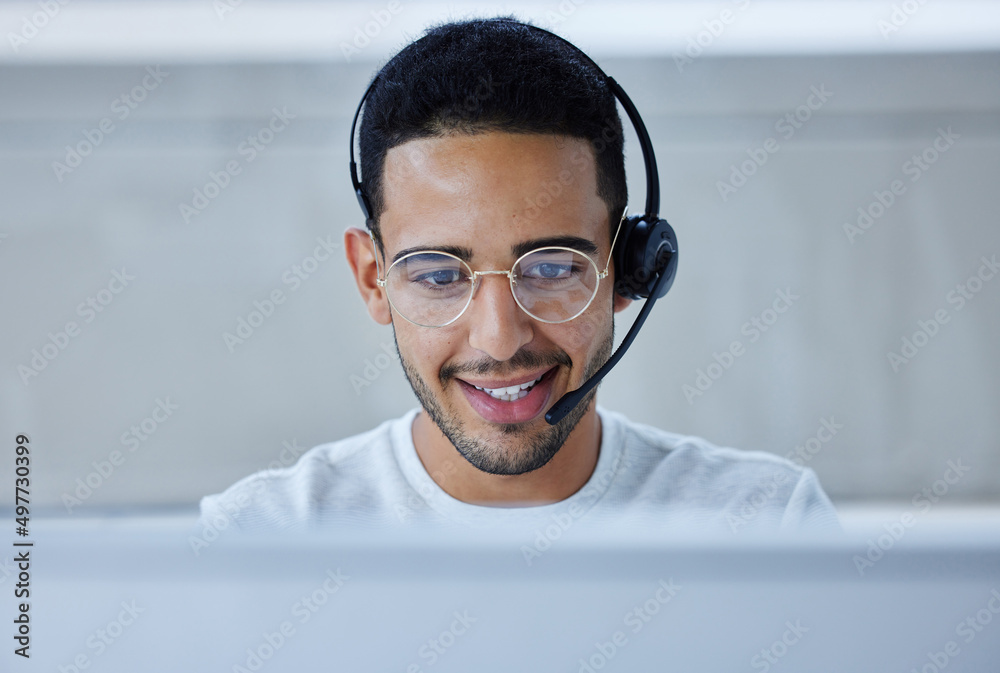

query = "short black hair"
[357,16,627,246]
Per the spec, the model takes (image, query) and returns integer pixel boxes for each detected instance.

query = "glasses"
[374,209,626,328]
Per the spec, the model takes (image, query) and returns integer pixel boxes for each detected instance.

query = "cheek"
[579,291,615,341]
[547,310,610,363]
[574,318,602,346]
[395,325,460,377]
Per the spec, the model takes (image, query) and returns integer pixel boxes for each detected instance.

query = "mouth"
[455,367,559,424]
[470,373,545,402]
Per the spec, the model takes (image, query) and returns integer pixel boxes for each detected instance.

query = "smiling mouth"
[455,366,559,424]
[470,374,545,402]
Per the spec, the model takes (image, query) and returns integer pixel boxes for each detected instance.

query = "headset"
[348,20,678,426]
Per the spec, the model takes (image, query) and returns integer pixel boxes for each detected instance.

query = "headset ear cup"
[648,218,678,300]
[613,215,678,300]
[612,215,643,300]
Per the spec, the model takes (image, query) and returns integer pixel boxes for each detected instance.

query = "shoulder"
[604,408,798,478]
[600,409,840,532]
[197,413,411,534]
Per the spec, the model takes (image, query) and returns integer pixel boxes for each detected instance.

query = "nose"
[466,273,534,362]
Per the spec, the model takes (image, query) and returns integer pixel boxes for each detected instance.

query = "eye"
[518,249,588,283]
[396,253,469,290]
[416,269,463,286]
[524,262,573,279]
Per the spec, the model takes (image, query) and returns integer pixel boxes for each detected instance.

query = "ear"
[344,227,392,325]
[612,291,632,314]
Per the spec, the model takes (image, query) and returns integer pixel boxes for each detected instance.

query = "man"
[199,17,838,534]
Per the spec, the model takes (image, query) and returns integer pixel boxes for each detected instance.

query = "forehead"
[379,131,608,259]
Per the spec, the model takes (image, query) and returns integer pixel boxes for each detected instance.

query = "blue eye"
[417,269,462,286]
[528,262,572,279]
[522,259,580,281]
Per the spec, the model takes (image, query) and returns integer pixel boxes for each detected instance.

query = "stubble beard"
[393,321,614,476]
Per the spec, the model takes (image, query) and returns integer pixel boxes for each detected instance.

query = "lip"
[456,367,558,424]
[456,368,553,391]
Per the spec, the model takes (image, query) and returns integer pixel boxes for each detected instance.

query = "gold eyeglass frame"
[373,207,627,328]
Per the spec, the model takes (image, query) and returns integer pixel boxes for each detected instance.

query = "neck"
[411,404,602,507]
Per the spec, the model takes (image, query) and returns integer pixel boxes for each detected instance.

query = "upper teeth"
[474,375,543,401]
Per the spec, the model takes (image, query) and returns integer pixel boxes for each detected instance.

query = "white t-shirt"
[199,408,840,535]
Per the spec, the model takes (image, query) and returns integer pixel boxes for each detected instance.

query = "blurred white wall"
[1,1,998,513]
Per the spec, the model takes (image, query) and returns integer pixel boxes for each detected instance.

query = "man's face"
[372,131,628,475]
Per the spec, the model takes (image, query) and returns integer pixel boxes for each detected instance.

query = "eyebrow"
[391,236,600,265]
[512,236,599,259]
[392,245,473,264]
